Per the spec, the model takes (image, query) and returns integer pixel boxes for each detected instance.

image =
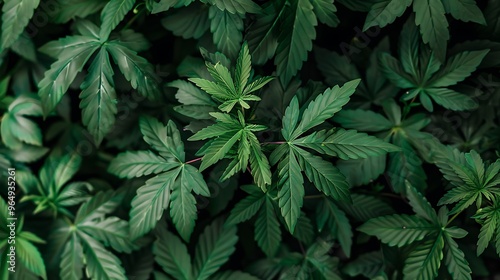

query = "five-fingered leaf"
[189,42,273,113]
[109,117,209,240]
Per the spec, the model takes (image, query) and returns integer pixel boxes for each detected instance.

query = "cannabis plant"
[0,0,499,279]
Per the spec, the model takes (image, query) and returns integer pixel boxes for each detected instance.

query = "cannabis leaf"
[272,79,399,232]
[189,42,274,113]
[0,198,46,279]
[359,182,472,280]
[17,150,91,217]
[153,218,245,280]
[1,0,40,50]
[363,0,485,61]
[437,150,500,215]
[1,94,43,150]
[379,18,488,112]
[109,116,210,241]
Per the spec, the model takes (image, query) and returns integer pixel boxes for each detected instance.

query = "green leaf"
[311,0,339,28]
[442,0,485,24]
[60,234,84,280]
[79,217,137,253]
[275,0,317,86]
[38,38,100,115]
[161,4,209,39]
[153,227,192,280]
[246,2,282,65]
[199,131,242,171]
[1,0,40,50]
[318,198,353,257]
[294,128,400,160]
[403,234,445,280]
[79,47,117,145]
[292,212,314,245]
[405,181,438,224]
[139,116,185,162]
[75,190,120,224]
[426,88,477,111]
[16,237,47,280]
[226,190,265,225]
[247,132,272,190]
[211,271,260,280]
[194,218,238,280]
[387,135,427,194]
[337,155,387,187]
[333,109,393,132]
[378,53,416,88]
[52,0,106,23]
[281,96,300,141]
[358,214,435,247]
[473,200,500,256]
[255,195,281,257]
[107,42,160,99]
[444,233,472,280]
[235,42,251,94]
[170,171,198,241]
[1,95,43,149]
[277,148,304,233]
[129,169,180,239]
[343,251,385,278]
[108,150,180,179]
[292,79,361,139]
[413,0,449,61]
[363,0,411,30]
[80,232,127,280]
[209,6,243,59]
[39,151,82,194]
[294,147,351,202]
[338,194,395,222]
[430,50,489,87]
[99,0,136,40]
[208,0,261,14]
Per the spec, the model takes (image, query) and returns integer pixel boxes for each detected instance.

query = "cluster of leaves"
[0,0,499,279]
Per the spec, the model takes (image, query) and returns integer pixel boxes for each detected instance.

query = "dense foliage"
[0,0,499,279]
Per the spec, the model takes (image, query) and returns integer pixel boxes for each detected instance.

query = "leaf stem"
[446,211,462,227]
[185,157,202,165]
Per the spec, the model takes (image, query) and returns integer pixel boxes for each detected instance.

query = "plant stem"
[185,157,202,165]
